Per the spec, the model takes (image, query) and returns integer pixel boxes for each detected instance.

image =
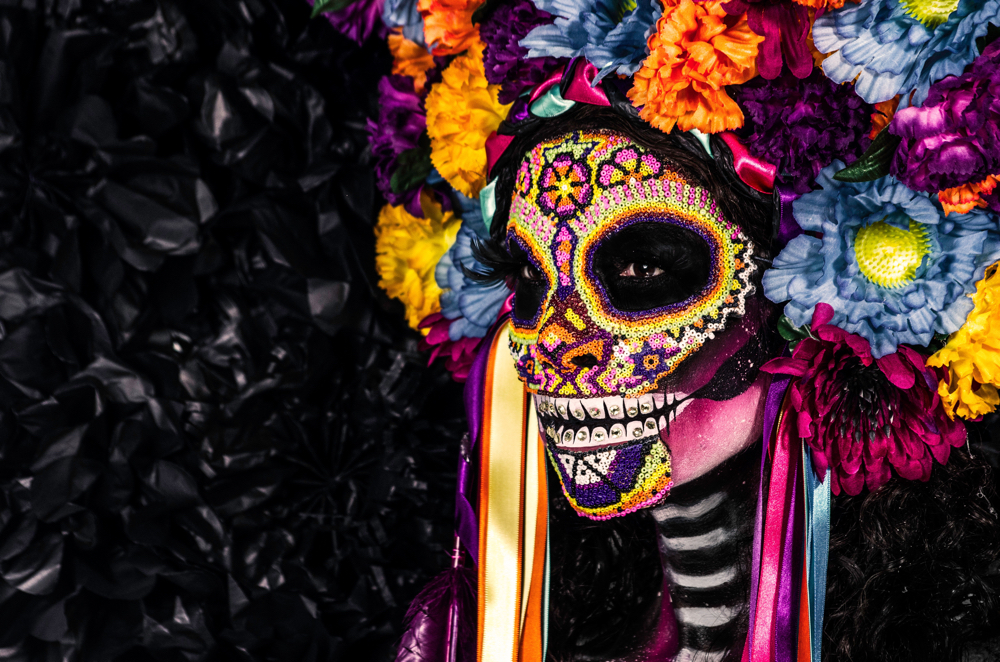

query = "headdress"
[314,1,1000,660]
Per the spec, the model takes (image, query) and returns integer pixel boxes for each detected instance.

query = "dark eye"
[592,222,711,312]
[510,243,548,322]
[521,263,544,281]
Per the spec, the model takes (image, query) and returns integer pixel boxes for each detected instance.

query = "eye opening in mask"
[590,221,713,313]
[508,235,551,325]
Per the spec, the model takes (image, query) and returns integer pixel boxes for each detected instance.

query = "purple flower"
[722,0,812,80]
[367,75,426,207]
[316,0,384,46]
[890,41,1000,194]
[735,69,873,194]
[480,0,563,105]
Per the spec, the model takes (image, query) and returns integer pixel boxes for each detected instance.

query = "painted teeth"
[591,427,607,443]
[610,423,625,439]
[625,398,639,417]
[639,394,654,414]
[534,392,689,448]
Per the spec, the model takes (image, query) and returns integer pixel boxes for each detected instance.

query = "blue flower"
[383,0,424,45]
[813,0,1000,107]
[435,194,508,340]
[519,0,661,82]
[762,162,1000,358]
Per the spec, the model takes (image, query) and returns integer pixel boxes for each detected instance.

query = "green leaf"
[311,0,362,18]
[390,138,433,194]
[777,315,809,350]
[833,128,902,183]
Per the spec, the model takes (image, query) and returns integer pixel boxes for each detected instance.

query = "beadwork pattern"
[507,131,757,398]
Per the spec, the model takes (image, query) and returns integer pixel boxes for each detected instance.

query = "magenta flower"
[480,0,562,105]
[721,0,812,80]
[735,69,873,194]
[890,41,1000,194]
[763,304,966,496]
[367,75,426,209]
[419,313,483,382]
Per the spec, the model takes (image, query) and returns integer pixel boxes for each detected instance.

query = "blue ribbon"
[803,447,831,662]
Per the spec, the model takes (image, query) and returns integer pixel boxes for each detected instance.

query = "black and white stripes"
[649,477,756,662]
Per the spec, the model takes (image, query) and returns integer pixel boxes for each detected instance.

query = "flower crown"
[315,0,1000,494]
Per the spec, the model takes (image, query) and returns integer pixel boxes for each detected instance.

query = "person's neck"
[647,444,759,662]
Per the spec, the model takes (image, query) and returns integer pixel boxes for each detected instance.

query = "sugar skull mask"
[506,130,760,519]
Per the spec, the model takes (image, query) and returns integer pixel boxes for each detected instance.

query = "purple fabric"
[746,372,792,655]
[480,0,563,105]
[722,0,811,80]
[890,41,1000,193]
[734,69,873,194]
[775,185,803,249]
[367,75,426,206]
[317,0,385,45]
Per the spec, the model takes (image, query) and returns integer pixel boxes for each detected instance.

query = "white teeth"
[610,423,626,440]
[605,396,625,419]
[639,394,654,414]
[561,427,574,445]
[582,398,605,419]
[575,427,590,445]
[653,393,664,409]
[666,392,674,406]
[569,400,586,421]
[644,417,658,433]
[675,398,694,419]
[546,425,558,441]
[627,420,645,438]
[591,427,608,443]
[555,398,569,419]
[625,398,639,417]
[658,415,667,431]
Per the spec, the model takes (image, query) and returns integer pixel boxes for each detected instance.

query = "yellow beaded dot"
[898,0,959,28]
[854,219,931,289]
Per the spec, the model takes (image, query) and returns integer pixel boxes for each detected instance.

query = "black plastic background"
[0,0,465,659]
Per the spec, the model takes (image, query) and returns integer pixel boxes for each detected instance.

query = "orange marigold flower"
[425,40,511,196]
[939,175,1000,215]
[418,0,483,56]
[793,0,851,8]
[869,96,900,139]
[389,31,436,92]
[629,0,763,134]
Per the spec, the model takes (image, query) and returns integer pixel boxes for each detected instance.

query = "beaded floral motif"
[507,130,756,398]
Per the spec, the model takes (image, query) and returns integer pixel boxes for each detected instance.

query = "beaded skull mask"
[506,130,758,519]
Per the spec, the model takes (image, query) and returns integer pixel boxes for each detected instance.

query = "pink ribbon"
[720,133,776,194]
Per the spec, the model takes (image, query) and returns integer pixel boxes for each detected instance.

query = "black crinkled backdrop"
[0,1,466,660]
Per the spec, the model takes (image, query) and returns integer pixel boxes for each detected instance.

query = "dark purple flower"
[735,69,873,194]
[763,304,966,496]
[367,75,426,206]
[722,0,811,80]
[315,0,384,46]
[480,0,563,105]
[890,41,1000,194]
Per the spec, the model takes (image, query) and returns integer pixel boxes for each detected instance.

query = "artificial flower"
[927,263,1000,420]
[628,0,762,134]
[735,68,873,194]
[519,0,661,82]
[418,0,483,55]
[813,0,1000,106]
[419,313,483,380]
[720,0,812,79]
[388,31,437,91]
[425,42,511,196]
[315,0,385,45]
[764,303,966,496]
[938,175,1000,215]
[367,75,427,208]
[890,41,1000,195]
[481,0,562,104]
[435,222,509,339]
[870,96,899,139]
[384,0,425,45]
[375,195,461,330]
[762,163,1000,358]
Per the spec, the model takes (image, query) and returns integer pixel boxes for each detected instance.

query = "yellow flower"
[425,40,511,197]
[927,263,1000,419]
[375,195,461,331]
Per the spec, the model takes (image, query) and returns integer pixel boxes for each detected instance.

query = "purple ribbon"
[775,185,803,250]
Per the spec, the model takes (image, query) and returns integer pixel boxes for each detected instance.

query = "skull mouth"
[533,391,693,451]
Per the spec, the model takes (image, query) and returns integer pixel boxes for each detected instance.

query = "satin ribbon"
[719,133,776,194]
[476,320,548,662]
[775,185,803,250]
[802,448,830,662]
